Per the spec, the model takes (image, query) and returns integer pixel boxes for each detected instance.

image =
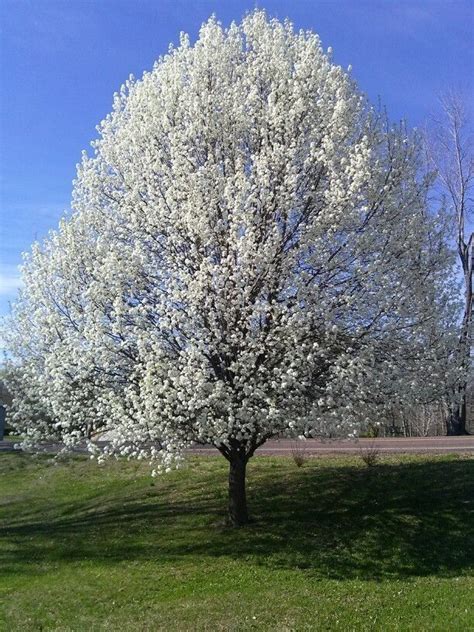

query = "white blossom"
[2,11,460,523]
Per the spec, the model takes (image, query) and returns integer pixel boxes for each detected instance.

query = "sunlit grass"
[1,452,473,630]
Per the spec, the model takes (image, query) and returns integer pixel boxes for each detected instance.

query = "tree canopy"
[4,11,459,524]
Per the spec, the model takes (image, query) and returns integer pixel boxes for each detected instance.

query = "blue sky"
[0,0,473,316]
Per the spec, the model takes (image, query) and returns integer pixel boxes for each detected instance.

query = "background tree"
[427,92,473,435]
[5,12,459,525]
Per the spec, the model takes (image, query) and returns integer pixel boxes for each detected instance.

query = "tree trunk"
[447,391,468,435]
[447,282,471,435]
[228,454,249,527]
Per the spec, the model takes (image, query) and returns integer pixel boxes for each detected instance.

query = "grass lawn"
[0,451,473,631]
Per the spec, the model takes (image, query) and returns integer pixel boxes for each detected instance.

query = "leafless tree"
[428,91,473,434]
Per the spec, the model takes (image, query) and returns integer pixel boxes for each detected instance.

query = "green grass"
[1,452,473,631]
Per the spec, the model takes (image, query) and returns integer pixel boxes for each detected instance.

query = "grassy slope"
[0,452,473,631]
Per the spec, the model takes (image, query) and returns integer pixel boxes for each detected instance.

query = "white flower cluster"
[4,11,460,469]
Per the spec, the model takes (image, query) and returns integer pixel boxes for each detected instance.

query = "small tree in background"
[4,12,459,525]
[427,92,473,435]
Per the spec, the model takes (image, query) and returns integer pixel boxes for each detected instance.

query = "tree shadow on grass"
[1,455,473,581]
[246,458,474,579]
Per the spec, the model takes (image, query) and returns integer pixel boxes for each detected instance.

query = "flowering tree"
[5,12,459,525]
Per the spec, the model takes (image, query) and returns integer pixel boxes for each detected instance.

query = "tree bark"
[228,454,249,527]
[447,389,468,435]
[447,284,471,435]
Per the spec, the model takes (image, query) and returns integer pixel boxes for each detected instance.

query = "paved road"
[2,436,474,455]
[193,436,474,455]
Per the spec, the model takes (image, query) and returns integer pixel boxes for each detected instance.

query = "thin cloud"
[0,265,23,297]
